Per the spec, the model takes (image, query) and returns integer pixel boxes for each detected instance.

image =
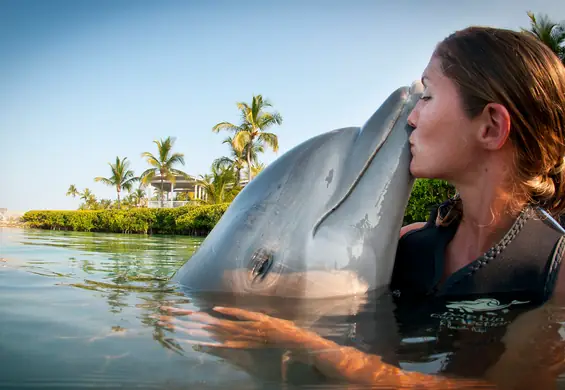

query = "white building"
[147,174,206,208]
[147,174,250,208]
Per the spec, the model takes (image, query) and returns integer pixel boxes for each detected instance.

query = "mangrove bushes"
[22,203,230,236]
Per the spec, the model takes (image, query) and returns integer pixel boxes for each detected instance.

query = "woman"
[159,26,565,389]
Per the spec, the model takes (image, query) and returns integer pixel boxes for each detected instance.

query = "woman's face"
[407,56,482,182]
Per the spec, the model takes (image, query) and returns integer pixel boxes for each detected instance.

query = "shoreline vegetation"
[21,204,229,236]
[20,179,455,236]
[14,13,563,237]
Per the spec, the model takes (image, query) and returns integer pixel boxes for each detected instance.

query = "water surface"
[3,227,565,389]
[0,227,261,389]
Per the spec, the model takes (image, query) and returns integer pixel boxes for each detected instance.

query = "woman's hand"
[157,305,333,351]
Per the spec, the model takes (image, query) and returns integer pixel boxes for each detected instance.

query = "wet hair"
[434,26,565,217]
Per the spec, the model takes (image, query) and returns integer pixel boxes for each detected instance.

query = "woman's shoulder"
[541,211,565,297]
[398,196,458,239]
[399,222,427,238]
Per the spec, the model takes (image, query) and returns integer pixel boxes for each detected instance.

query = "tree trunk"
[236,167,241,187]
[117,189,121,209]
[247,147,253,182]
[160,176,164,208]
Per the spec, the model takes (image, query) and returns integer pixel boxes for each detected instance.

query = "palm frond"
[523,11,565,60]
[251,95,263,124]
[140,168,157,185]
[222,136,234,145]
[258,132,279,152]
[122,170,136,181]
[233,131,252,153]
[141,152,160,167]
[212,156,235,171]
[236,102,251,114]
[122,177,140,192]
[166,153,185,167]
[170,169,191,180]
[94,177,115,186]
[212,121,240,133]
[159,138,174,162]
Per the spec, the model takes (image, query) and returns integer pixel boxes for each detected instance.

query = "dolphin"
[172,81,423,299]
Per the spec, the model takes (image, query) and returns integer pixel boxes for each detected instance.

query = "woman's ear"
[477,103,511,151]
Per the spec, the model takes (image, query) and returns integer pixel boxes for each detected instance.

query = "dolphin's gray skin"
[172,81,423,298]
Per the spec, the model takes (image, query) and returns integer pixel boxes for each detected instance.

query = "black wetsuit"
[387,200,565,377]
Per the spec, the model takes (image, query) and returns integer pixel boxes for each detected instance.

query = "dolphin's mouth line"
[310,93,409,237]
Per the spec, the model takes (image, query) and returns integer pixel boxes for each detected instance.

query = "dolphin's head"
[173,82,423,298]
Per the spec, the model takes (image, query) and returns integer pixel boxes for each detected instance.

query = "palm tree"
[130,187,147,208]
[522,11,565,63]
[197,165,239,204]
[98,199,113,209]
[212,95,282,181]
[250,162,266,179]
[140,137,189,207]
[66,184,79,198]
[94,156,139,209]
[79,188,97,210]
[80,188,94,203]
[151,188,166,201]
[212,136,264,186]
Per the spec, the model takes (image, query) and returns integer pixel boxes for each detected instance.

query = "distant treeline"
[23,179,455,236]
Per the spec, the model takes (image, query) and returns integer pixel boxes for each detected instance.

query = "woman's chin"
[410,163,448,181]
[409,162,425,178]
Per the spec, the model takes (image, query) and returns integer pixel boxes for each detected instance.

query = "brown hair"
[434,26,565,217]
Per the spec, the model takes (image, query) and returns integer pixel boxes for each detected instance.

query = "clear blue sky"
[1,0,564,211]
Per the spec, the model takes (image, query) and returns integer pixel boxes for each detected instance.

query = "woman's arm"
[482,260,565,389]
[301,335,494,389]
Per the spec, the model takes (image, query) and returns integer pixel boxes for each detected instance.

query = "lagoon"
[0,227,254,389]
[2,227,565,389]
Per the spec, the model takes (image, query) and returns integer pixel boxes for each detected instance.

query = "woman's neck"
[459,190,520,246]
[444,163,527,276]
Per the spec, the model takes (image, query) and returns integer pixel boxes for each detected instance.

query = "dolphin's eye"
[248,248,274,284]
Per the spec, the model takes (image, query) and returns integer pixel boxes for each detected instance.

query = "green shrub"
[22,204,230,236]
[176,204,230,235]
[67,211,98,232]
[403,178,456,225]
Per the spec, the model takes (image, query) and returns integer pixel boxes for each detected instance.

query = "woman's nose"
[407,106,419,128]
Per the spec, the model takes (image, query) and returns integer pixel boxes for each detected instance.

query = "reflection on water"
[2,227,565,389]
[0,227,228,389]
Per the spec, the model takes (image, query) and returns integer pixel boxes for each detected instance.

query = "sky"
[1,0,565,212]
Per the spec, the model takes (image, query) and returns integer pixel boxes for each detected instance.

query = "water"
[2,227,565,389]
[0,227,252,389]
